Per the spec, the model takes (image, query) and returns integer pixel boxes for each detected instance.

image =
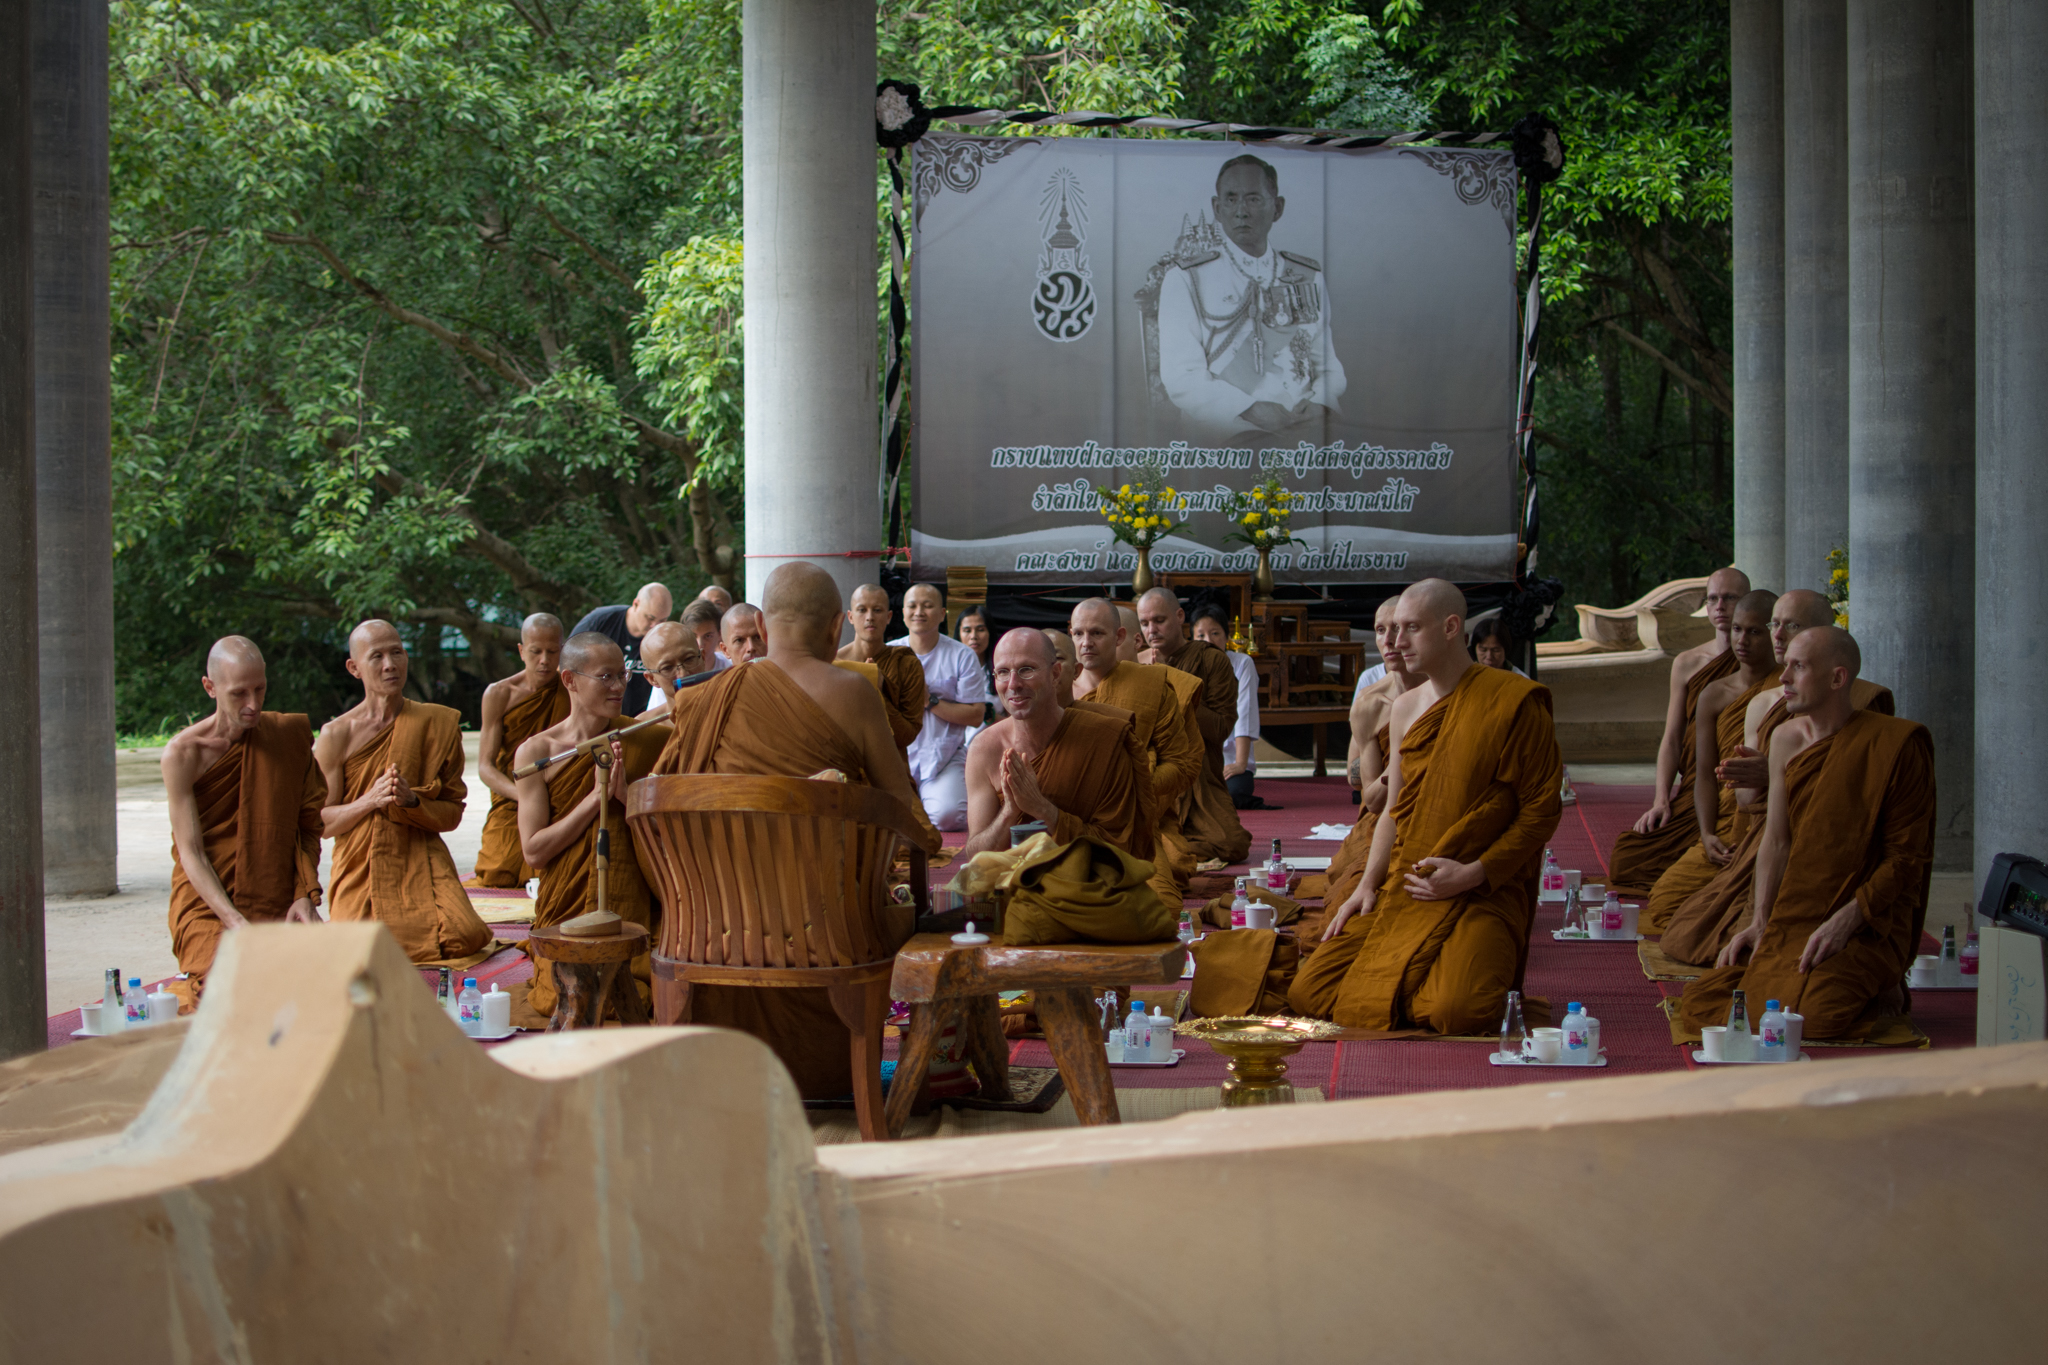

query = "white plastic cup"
[481,987,512,1036]
[147,990,178,1025]
[1701,1025,1729,1062]
[1784,1012,1804,1059]
[1619,903,1640,938]
[1580,883,1605,902]
[1908,954,1939,988]
[79,1002,103,1034]
[1529,1027,1563,1062]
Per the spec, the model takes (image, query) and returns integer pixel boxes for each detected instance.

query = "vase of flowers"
[1224,477,1304,602]
[1096,465,1190,597]
[1826,544,1849,627]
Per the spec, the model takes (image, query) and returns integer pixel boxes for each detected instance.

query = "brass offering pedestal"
[1179,1016,1342,1106]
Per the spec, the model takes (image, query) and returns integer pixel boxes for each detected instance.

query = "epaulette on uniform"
[1277,250,1322,271]
[1174,247,1222,269]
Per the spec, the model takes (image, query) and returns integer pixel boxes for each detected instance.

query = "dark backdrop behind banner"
[909,135,1520,588]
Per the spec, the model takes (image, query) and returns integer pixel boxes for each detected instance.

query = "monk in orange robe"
[1678,628,1934,1040]
[1137,587,1251,867]
[1288,581,1562,1034]
[160,637,325,1013]
[1662,591,1897,965]
[1318,648,1422,926]
[1608,567,1750,895]
[514,632,670,1019]
[649,562,939,1099]
[472,612,568,887]
[316,620,493,963]
[637,620,705,717]
[1070,597,1204,905]
[1641,591,1780,931]
[834,583,929,752]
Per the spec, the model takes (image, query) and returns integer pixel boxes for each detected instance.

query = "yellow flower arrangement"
[1096,463,1190,549]
[1224,476,1303,551]
[1825,544,1850,628]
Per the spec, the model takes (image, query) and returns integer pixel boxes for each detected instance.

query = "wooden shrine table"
[527,922,650,1032]
[885,933,1189,1136]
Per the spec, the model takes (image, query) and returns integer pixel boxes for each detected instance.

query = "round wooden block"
[529,921,649,964]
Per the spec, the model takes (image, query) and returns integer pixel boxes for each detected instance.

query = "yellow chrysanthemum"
[1244,512,1263,526]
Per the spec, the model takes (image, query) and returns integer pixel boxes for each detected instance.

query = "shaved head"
[1069,597,1125,676]
[1136,587,1188,653]
[1115,605,1142,661]
[1801,625,1861,677]
[1391,579,1470,680]
[1728,590,1777,670]
[521,612,564,643]
[696,584,733,613]
[1043,629,1077,703]
[202,635,268,730]
[1043,628,1075,665]
[206,635,265,680]
[635,582,673,615]
[641,620,692,659]
[996,627,1056,669]
[1136,588,1180,614]
[1703,567,1751,633]
[850,583,889,609]
[348,618,402,658]
[561,631,624,676]
[760,562,840,660]
[992,628,1061,721]
[721,601,767,663]
[1399,578,1468,623]
[1782,625,1861,718]
[1778,588,1832,629]
[1071,598,1119,634]
[345,618,410,696]
[1734,589,1778,623]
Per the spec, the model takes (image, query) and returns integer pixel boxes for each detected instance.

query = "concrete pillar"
[32,0,114,897]
[1848,0,1974,870]
[0,1,50,1058]
[1732,0,1787,589]
[1974,0,2048,891]
[741,0,878,608]
[1782,0,1851,592]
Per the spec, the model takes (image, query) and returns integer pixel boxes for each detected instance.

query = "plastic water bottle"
[458,977,483,1037]
[1960,929,1980,980]
[1231,877,1250,929]
[1541,849,1563,896]
[1725,990,1756,1061]
[1757,999,1788,1061]
[1178,909,1198,948]
[1127,998,1150,1059]
[1599,892,1625,937]
[1265,839,1288,892]
[1562,1003,1592,1063]
[124,978,149,1028]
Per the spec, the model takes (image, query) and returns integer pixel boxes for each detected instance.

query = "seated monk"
[638,620,705,717]
[1642,590,1780,932]
[316,620,493,963]
[1070,597,1204,907]
[721,601,767,664]
[472,613,569,887]
[1608,567,1750,895]
[1315,644,1422,939]
[1043,629,1078,703]
[160,637,325,1013]
[834,583,927,752]
[1288,580,1562,1034]
[1677,628,1934,1040]
[514,632,671,1020]
[1136,587,1251,867]
[1661,591,1896,965]
[650,561,941,1100]
[1346,597,1401,800]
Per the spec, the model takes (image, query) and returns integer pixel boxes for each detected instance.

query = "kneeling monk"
[472,613,568,886]
[650,561,941,1099]
[316,620,493,963]
[514,632,670,1019]
[1288,581,1562,1033]
[1678,628,1933,1040]
[161,637,325,1012]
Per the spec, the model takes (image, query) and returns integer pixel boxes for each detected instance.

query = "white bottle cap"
[951,919,991,946]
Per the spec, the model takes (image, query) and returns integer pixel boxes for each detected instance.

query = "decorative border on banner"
[912,136,1042,227]
[1397,148,1519,231]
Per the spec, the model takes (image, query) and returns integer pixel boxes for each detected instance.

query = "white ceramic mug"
[481,989,512,1036]
[1529,1027,1563,1063]
[1701,1025,1729,1062]
[1244,902,1276,931]
[79,1002,103,1034]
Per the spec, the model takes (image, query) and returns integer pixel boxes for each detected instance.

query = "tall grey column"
[0,1,50,1058]
[742,0,878,608]
[1782,0,1851,593]
[1975,0,2048,892]
[1848,0,1974,870]
[1733,0,1787,589]
[33,0,114,897]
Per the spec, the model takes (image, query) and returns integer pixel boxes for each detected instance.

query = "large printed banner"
[909,135,1520,585]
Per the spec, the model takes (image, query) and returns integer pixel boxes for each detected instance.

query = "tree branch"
[1601,321,1732,418]
[371,470,595,614]
[534,201,644,298]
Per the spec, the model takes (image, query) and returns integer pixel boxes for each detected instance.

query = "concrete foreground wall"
[0,925,2042,1363]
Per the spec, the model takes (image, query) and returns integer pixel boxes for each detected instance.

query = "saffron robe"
[1287,666,1562,1033]
[327,700,493,963]
[167,713,325,1012]
[1029,705,1154,862]
[1660,686,1897,968]
[1165,639,1252,865]
[1080,661,1204,905]
[1642,669,1783,932]
[473,677,571,887]
[834,646,928,753]
[1320,723,1391,917]
[525,716,669,1018]
[1607,650,1738,896]
[1678,710,1935,1040]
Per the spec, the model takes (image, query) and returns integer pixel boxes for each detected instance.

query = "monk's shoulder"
[408,699,465,741]
[1058,703,1138,750]
[1852,680,1895,715]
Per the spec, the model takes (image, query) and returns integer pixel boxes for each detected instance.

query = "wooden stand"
[885,934,1189,1136]
[527,922,650,1031]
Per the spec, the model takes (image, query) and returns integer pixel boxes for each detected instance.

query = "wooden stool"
[885,934,1188,1136]
[527,923,650,1032]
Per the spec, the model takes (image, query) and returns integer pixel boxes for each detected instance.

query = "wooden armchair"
[625,775,931,1142]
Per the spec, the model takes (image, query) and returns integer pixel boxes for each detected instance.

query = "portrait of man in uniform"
[1150,153,1348,440]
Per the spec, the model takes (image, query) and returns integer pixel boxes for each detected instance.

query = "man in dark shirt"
[570,582,673,714]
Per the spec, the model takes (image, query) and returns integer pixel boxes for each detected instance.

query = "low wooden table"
[527,922,650,1032]
[886,934,1189,1136]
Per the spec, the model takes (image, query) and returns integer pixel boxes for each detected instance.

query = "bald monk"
[315,621,493,963]
[651,562,939,1099]
[473,613,570,886]
[1347,597,1402,794]
[1043,629,1078,704]
[835,583,928,752]
[962,629,1153,864]
[1607,566,1751,895]
[1287,581,1562,1033]
[1071,597,1205,905]
[1318,644,1423,924]
[1137,588,1251,867]
[1660,592,1896,965]
[1677,628,1934,1040]
[721,602,766,664]
[160,637,326,1012]
[695,584,733,614]
[637,620,705,717]
[1639,590,1780,932]
[1115,604,1143,663]
[514,632,670,1019]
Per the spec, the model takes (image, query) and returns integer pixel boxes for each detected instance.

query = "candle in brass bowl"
[1177,1016,1343,1106]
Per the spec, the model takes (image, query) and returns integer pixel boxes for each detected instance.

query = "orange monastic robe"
[473,678,571,887]
[1030,705,1153,861]
[1288,666,1562,1034]
[1642,668,1783,932]
[833,645,929,755]
[1607,650,1739,896]
[1165,639,1252,866]
[1080,661,1204,904]
[1319,723,1391,918]
[1678,710,1934,1040]
[166,713,325,1012]
[327,700,493,963]
[1660,687,1897,967]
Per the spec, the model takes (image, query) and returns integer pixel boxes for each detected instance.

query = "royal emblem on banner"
[1032,169,1096,342]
